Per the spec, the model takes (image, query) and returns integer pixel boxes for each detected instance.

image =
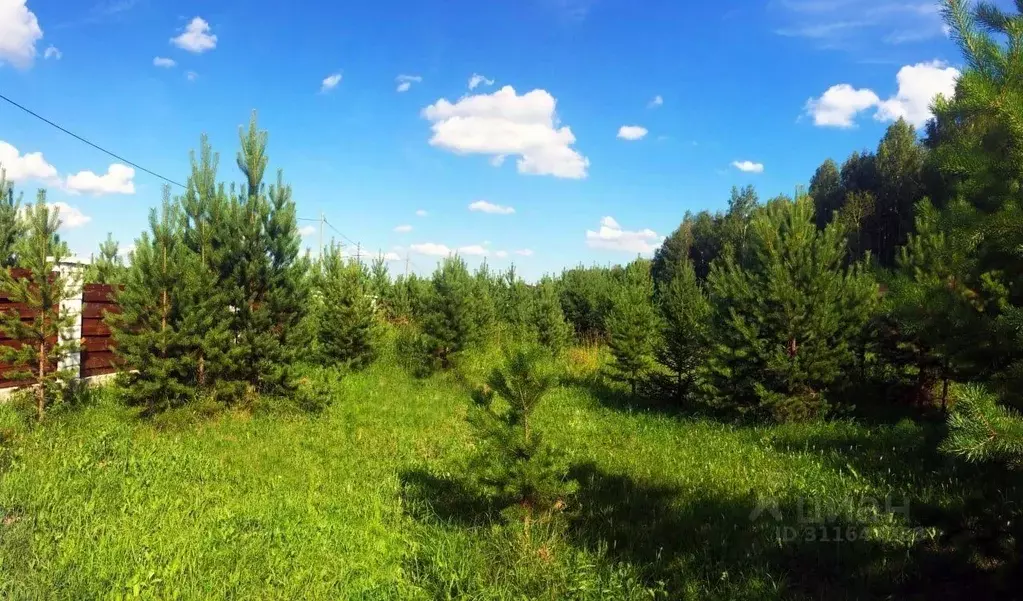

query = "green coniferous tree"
[531,277,572,353]
[606,260,658,395]
[422,256,476,368]
[85,233,125,284]
[0,193,80,420]
[369,254,390,311]
[228,113,309,396]
[884,199,986,409]
[705,194,878,421]
[656,258,711,401]
[467,344,576,519]
[809,158,843,230]
[110,191,196,412]
[0,169,23,267]
[315,242,377,368]
[471,260,498,345]
[499,265,533,338]
[178,136,239,396]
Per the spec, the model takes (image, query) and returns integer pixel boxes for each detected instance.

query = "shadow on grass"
[400,468,495,526]
[568,462,1023,600]
[401,458,1022,600]
[765,422,1023,597]
[562,371,721,421]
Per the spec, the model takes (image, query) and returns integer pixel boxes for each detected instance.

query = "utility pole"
[318,212,325,259]
[356,242,361,263]
[405,252,410,277]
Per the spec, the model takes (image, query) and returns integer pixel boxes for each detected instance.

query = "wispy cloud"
[772,0,944,51]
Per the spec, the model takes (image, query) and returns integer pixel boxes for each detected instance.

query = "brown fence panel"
[80,283,122,378]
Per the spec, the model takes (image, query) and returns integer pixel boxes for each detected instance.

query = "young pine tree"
[422,256,477,368]
[315,243,377,369]
[0,169,23,267]
[606,260,659,395]
[531,277,572,353]
[178,138,238,395]
[0,193,80,420]
[656,258,711,401]
[706,194,878,421]
[110,193,196,412]
[369,254,391,311]
[229,114,309,396]
[467,344,576,520]
[85,233,125,284]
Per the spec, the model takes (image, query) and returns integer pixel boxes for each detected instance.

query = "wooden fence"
[0,275,122,389]
[81,284,120,378]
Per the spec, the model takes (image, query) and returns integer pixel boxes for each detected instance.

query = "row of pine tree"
[0,0,1020,464]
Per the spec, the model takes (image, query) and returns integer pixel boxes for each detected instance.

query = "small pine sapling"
[467,344,577,522]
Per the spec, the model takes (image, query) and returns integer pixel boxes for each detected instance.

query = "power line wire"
[0,92,187,189]
[0,93,413,266]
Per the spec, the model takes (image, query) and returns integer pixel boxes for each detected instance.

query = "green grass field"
[0,348,1019,600]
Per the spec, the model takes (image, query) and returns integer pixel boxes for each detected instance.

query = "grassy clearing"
[0,349,1019,600]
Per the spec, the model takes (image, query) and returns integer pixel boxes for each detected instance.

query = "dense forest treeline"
[0,0,1020,467]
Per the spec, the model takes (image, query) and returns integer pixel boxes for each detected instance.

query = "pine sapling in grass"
[467,344,577,524]
[0,192,80,420]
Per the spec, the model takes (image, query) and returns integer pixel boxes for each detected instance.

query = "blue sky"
[0,0,966,279]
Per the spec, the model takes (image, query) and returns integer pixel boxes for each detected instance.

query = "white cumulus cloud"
[298,225,316,237]
[806,61,959,129]
[384,251,402,261]
[805,84,880,127]
[0,0,43,69]
[617,125,648,141]
[468,200,515,215]
[457,244,488,256]
[422,85,589,179]
[468,73,494,90]
[411,242,451,256]
[321,72,342,92]
[0,141,58,182]
[494,250,509,258]
[394,224,413,233]
[514,249,534,256]
[875,60,959,127]
[396,74,422,92]
[50,202,90,229]
[648,95,663,108]
[171,17,217,53]
[43,45,60,60]
[153,56,176,68]
[65,164,135,195]
[731,160,764,174]
[415,209,428,217]
[586,216,662,255]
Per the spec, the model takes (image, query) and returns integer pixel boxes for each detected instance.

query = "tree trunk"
[36,339,45,421]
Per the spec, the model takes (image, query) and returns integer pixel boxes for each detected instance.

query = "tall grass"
[0,346,1018,599]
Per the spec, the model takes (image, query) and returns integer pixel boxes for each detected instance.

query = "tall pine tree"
[656,258,710,401]
[0,193,80,420]
[111,191,196,412]
[706,194,878,421]
[606,260,658,395]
